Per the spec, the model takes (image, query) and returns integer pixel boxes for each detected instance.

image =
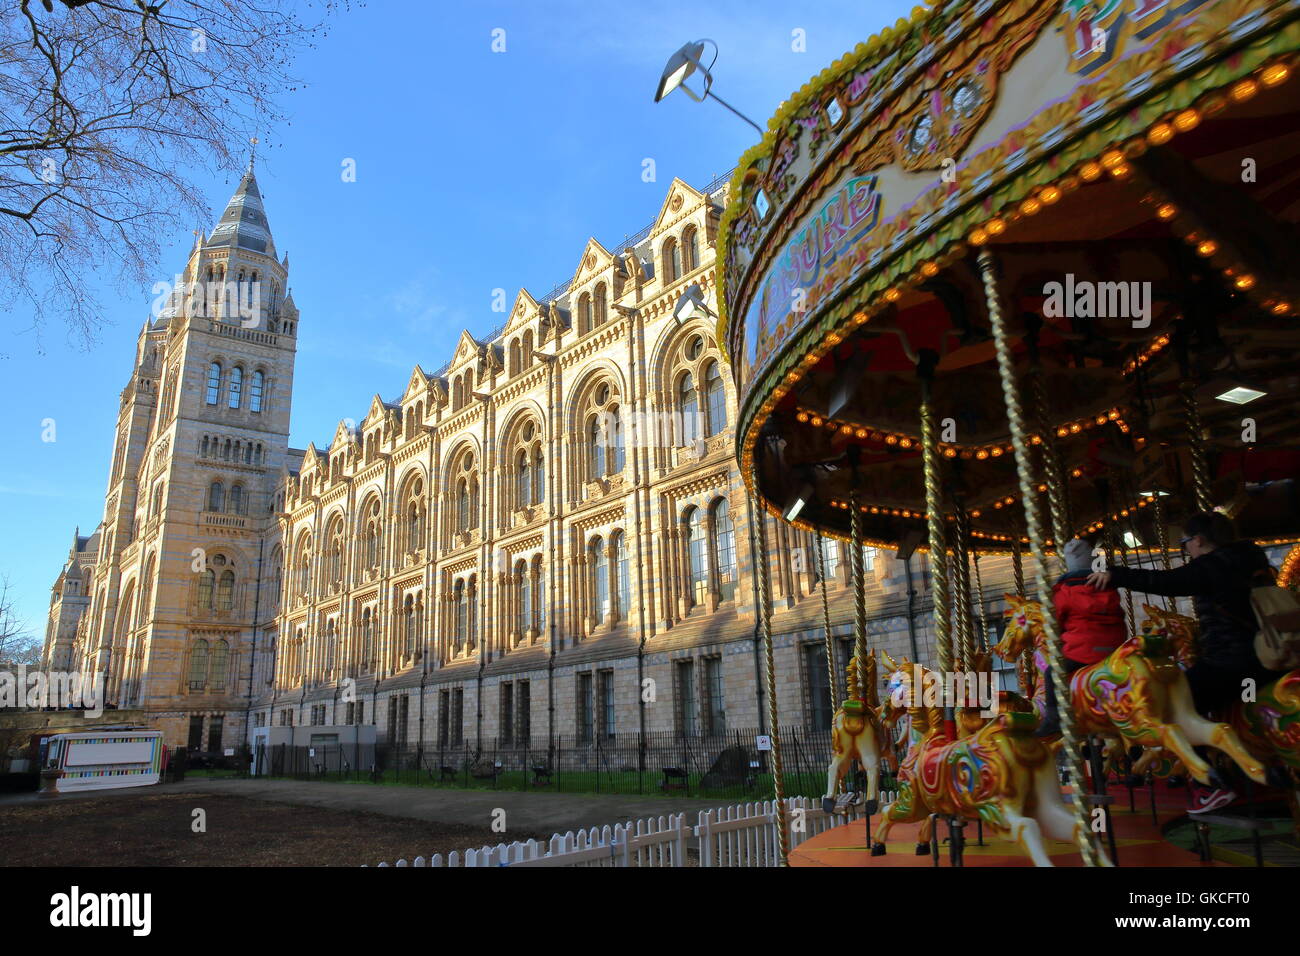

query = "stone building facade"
[46,168,1019,753]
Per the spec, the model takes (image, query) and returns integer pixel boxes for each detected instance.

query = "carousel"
[718,0,1300,867]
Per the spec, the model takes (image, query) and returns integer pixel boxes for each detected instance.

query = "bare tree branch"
[1,0,347,350]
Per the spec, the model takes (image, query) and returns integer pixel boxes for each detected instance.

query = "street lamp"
[654,39,763,135]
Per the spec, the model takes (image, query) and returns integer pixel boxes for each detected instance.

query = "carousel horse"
[1147,604,1300,776]
[870,651,1107,867]
[822,652,895,813]
[996,595,1267,786]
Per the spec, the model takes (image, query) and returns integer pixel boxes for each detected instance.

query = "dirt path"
[0,791,536,866]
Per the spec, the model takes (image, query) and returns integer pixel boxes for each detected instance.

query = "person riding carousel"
[1087,511,1283,813]
[1035,537,1127,738]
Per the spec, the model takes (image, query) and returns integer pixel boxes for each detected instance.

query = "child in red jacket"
[1036,537,1127,736]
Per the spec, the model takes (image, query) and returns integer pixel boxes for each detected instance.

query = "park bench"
[660,767,688,791]
[531,765,553,787]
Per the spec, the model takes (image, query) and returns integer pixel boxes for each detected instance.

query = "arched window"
[686,507,708,606]
[206,362,221,405]
[323,621,336,674]
[296,538,312,597]
[455,580,468,647]
[360,607,374,669]
[457,478,470,531]
[468,577,478,648]
[516,450,531,509]
[328,522,343,584]
[200,436,209,458]
[588,416,606,479]
[188,640,209,690]
[683,226,699,273]
[197,569,215,609]
[228,366,243,409]
[579,293,592,335]
[217,570,235,610]
[211,640,229,691]
[594,283,607,326]
[534,447,545,503]
[508,339,521,377]
[228,484,243,515]
[405,478,425,552]
[611,407,624,473]
[713,499,736,601]
[208,481,224,513]
[614,531,630,618]
[250,370,264,413]
[663,238,680,283]
[139,556,155,627]
[517,560,531,635]
[705,362,726,437]
[679,373,698,445]
[363,499,381,569]
[403,595,415,659]
[222,439,232,461]
[533,556,546,632]
[591,537,609,620]
[522,330,534,369]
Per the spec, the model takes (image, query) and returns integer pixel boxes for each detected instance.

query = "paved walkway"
[146,778,737,836]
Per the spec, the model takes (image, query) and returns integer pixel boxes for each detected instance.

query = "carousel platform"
[791,781,1297,867]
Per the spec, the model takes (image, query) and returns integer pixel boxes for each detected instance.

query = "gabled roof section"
[651,178,705,234]
[504,289,540,334]
[571,238,614,287]
[448,329,482,372]
[400,366,430,403]
[329,420,359,454]
[362,394,391,428]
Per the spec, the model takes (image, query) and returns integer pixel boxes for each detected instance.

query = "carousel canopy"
[720,0,1300,553]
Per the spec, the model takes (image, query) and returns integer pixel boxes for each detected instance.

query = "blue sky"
[0,0,914,637]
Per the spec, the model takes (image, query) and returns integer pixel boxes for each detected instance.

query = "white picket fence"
[366,796,857,868]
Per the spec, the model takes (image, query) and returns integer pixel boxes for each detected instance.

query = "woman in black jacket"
[1087,511,1282,813]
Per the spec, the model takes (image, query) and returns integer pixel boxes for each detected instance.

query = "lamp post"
[654,40,763,136]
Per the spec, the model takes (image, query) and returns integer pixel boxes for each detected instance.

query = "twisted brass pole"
[1031,370,1072,569]
[973,552,989,649]
[1180,381,1212,512]
[753,499,789,865]
[977,248,1100,867]
[954,505,974,669]
[850,490,869,696]
[919,378,952,678]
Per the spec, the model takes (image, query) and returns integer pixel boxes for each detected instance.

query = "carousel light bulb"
[1040,186,1061,205]
[1069,422,1082,433]
[969,227,989,245]
[1147,123,1175,145]
[810,416,822,427]
[976,449,989,460]
[1020,197,1042,215]
[1173,109,1200,131]
[1273,302,1291,314]
[1231,79,1259,101]
[885,288,902,302]
[986,218,1006,235]
[796,411,809,423]
[899,438,913,449]
[1197,240,1218,256]
[921,261,939,277]
[1156,202,1178,220]
[1262,63,1289,86]
[856,428,867,439]
[1080,162,1102,181]
[1110,163,1133,179]
[1235,274,1256,290]
[943,447,956,458]
[885,434,898,445]
[1101,150,1125,169]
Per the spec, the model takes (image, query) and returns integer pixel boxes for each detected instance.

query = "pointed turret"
[208,162,274,254]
